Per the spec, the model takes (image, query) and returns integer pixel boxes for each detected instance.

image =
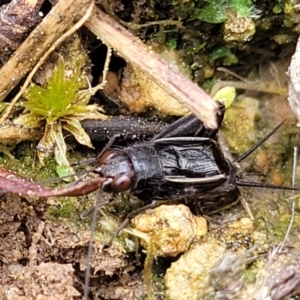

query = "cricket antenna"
[234,120,285,163]
[236,179,299,191]
[83,179,112,300]
[83,189,102,300]
[234,120,300,191]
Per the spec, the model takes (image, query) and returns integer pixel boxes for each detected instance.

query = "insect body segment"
[153,140,241,214]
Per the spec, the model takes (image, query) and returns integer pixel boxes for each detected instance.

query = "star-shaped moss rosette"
[14,58,107,166]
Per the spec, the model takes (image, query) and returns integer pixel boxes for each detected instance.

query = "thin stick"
[84,7,220,130]
[89,45,112,95]
[0,0,95,125]
[210,80,287,97]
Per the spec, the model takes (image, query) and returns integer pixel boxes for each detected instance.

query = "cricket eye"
[111,175,132,192]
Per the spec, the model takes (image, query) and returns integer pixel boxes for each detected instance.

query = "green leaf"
[213,86,236,108]
[166,38,177,50]
[210,46,238,65]
[56,165,72,177]
[56,165,74,182]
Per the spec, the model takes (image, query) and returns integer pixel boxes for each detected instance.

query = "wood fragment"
[0,121,42,141]
[85,7,220,129]
[287,36,300,126]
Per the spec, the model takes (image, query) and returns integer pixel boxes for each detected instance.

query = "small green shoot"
[24,59,86,124]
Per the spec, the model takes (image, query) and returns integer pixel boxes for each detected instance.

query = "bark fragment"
[0,0,44,53]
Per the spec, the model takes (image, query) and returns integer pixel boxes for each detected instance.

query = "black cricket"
[93,102,296,219]
[83,101,297,299]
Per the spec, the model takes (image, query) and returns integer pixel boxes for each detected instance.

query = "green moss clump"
[15,58,107,166]
[47,198,79,219]
[191,0,257,24]
[24,59,83,124]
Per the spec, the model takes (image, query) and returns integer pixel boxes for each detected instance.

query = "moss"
[0,143,58,180]
[13,33,108,167]
[222,97,260,155]
[47,197,80,219]
[24,59,83,124]
[191,0,256,24]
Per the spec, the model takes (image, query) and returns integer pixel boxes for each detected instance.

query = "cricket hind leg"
[192,186,241,216]
[198,192,254,228]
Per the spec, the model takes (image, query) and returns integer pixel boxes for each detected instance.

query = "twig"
[210,80,287,97]
[278,146,298,253]
[85,6,220,129]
